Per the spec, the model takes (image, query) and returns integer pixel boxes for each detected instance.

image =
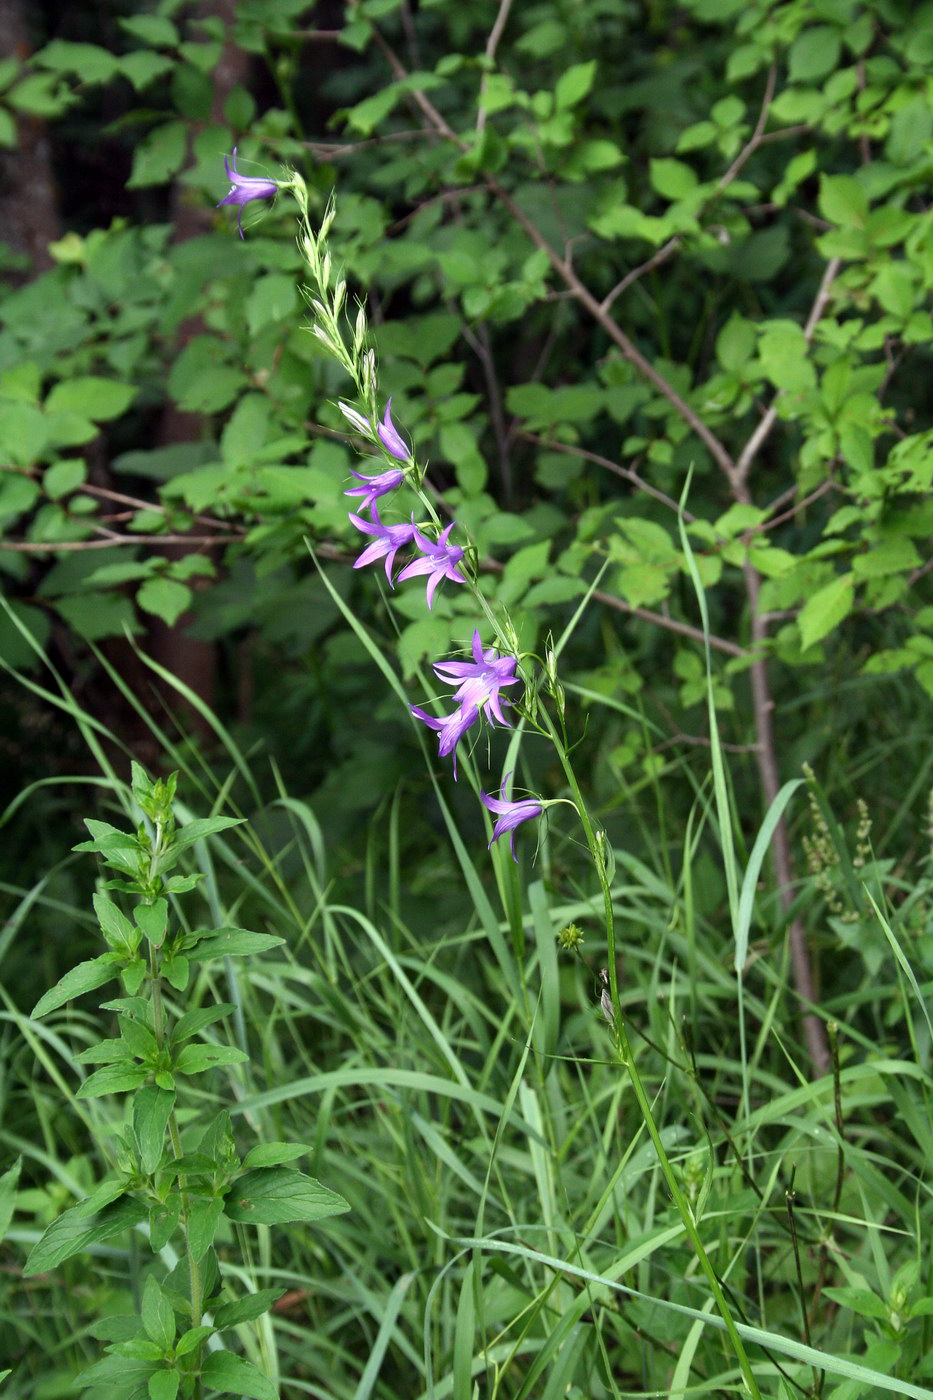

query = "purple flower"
[480,780,543,861]
[217,149,278,238]
[377,399,409,461]
[410,703,479,779]
[396,522,467,610]
[349,505,417,583]
[434,630,519,727]
[344,465,405,515]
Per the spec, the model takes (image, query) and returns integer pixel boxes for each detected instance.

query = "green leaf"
[135,899,168,947]
[25,1196,147,1275]
[31,953,121,1018]
[45,377,135,421]
[213,1288,286,1329]
[120,14,179,46]
[35,39,120,83]
[170,1004,236,1046]
[241,1142,311,1169]
[224,1167,349,1226]
[169,816,245,854]
[94,891,140,955]
[554,60,596,110]
[852,539,920,579]
[758,321,816,392]
[199,1352,279,1400]
[818,174,868,228]
[649,157,699,200]
[0,1158,21,1241]
[188,929,285,961]
[187,1196,224,1262]
[715,316,756,373]
[798,572,855,651]
[43,457,87,499]
[787,24,841,81]
[173,1043,249,1075]
[134,1086,176,1174]
[149,1369,180,1400]
[141,1275,176,1350]
[126,120,187,188]
[75,1354,159,1391]
[137,577,192,628]
[77,1063,149,1098]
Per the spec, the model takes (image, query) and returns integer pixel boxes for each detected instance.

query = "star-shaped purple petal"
[434,629,519,727]
[396,522,467,609]
[349,505,417,584]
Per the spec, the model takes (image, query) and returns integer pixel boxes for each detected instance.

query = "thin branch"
[599,238,681,315]
[517,431,695,521]
[369,26,739,485]
[476,0,515,134]
[714,65,777,196]
[0,534,242,553]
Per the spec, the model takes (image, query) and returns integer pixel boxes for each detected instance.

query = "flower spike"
[396,522,467,609]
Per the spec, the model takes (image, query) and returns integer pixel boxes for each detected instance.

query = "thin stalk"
[540,708,764,1399]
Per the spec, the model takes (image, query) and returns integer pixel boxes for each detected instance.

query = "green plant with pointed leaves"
[24,762,349,1400]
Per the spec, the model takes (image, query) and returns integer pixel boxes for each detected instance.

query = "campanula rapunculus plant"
[217,148,279,237]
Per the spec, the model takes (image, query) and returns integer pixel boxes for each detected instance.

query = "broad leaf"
[224,1167,349,1226]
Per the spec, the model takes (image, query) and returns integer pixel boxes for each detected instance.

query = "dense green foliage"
[1,0,932,1396]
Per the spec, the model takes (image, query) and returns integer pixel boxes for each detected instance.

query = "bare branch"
[599,237,681,316]
[517,431,695,521]
[476,0,515,135]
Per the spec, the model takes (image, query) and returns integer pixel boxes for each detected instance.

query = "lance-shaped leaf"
[223,1167,350,1226]
[25,1196,147,1275]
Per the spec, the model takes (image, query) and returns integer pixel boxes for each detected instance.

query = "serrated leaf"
[199,1351,279,1400]
[75,1355,159,1390]
[31,954,121,1018]
[224,1167,349,1226]
[25,1196,147,1275]
[798,572,855,651]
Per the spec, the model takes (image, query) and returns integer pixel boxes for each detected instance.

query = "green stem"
[541,710,763,1400]
[145,822,204,1347]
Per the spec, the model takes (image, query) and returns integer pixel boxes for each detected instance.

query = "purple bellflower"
[218,149,278,238]
[434,630,519,727]
[410,703,479,780]
[480,779,543,861]
[377,399,409,461]
[345,465,406,515]
[396,522,467,610]
[348,505,417,583]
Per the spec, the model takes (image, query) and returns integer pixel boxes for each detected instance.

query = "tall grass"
[1,614,932,1398]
